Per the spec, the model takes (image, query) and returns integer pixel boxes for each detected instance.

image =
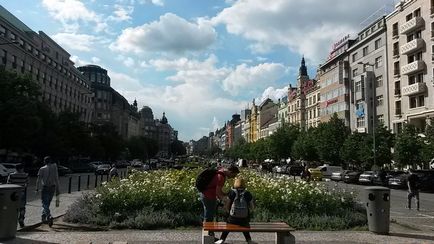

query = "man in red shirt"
[201,165,240,236]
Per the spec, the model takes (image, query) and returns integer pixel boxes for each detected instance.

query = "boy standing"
[7,164,29,227]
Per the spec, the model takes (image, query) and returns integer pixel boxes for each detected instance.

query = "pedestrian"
[110,164,119,179]
[407,169,420,211]
[7,164,29,227]
[300,165,311,182]
[215,177,257,244]
[196,164,240,240]
[35,156,60,226]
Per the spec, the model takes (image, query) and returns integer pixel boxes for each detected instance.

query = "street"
[323,180,434,232]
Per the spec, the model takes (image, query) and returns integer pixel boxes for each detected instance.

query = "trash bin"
[364,186,390,234]
[0,184,23,240]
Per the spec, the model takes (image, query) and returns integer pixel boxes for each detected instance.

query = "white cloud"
[149,55,230,85]
[91,57,101,63]
[51,33,98,52]
[70,55,88,67]
[109,5,134,22]
[258,86,288,103]
[110,13,216,54]
[123,57,135,67]
[42,0,106,32]
[213,0,393,63]
[222,63,286,96]
[138,0,164,6]
[212,117,220,131]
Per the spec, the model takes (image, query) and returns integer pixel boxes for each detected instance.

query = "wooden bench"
[202,222,295,244]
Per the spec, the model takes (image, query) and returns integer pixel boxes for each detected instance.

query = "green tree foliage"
[421,119,434,167]
[291,127,318,162]
[170,140,186,156]
[315,114,350,165]
[394,124,423,169]
[269,123,299,160]
[373,124,394,167]
[90,123,125,160]
[340,132,371,170]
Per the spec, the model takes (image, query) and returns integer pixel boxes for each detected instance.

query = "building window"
[0,25,5,37]
[418,95,424,107]
[392,23,398,37]
[394,61,400,76]
[352,52,358,62]
[377,115,384,125]
[393,42,399,56]
[355,81,361,92]
[410,96,417,108]
[352,68,358,77]
[376,95,383,107]
[374,38,381,49]
[414,8,421,17]
[376,75,383,87]
[9,32,16,40]
[11,55,16,68]
[0,49,6,64]
[363,46,368,56]
[357,117,365,127]
[395,101,401,115]
[375,56,383,68]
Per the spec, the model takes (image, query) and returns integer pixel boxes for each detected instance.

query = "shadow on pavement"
[390,232,434,241]
[3,237,58,244]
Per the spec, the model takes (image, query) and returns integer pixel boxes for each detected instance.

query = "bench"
[202,222,295,244]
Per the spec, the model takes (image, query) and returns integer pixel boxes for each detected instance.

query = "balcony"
[400,16,424,35]
[400,38,424,55]
[402,82,427,96]
[401,60,425,75]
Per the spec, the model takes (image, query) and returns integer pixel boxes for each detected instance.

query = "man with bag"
[196,164,240,239]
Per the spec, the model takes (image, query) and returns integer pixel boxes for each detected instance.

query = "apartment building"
[386,0,434,133]
[319,35,355,126]
[0,6,92,122]
[277,96,289,125]
[305,79,321,129]
[348,17,389,133]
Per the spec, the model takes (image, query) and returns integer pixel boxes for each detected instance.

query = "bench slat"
[203,222,294,232]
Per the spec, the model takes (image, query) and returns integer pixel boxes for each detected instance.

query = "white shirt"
[36,163,60,188]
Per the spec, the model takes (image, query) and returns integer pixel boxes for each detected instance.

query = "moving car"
[372,170,404,186]
[308,168,322,181]
[317,165,343,178]
[95,164,111,175]
[331,170,349,181]
[58,165,73,176]
[358,171,375,185]
[388,173,408,189]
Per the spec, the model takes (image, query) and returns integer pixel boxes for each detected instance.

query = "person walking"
[215,177,257,244]
[7,164,29,227]
[407,169,420,211]
[109,164,119,179]
[35,156,60,226]
[197,164,240,240]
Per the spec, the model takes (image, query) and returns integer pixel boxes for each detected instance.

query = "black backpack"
[195,168,223,192]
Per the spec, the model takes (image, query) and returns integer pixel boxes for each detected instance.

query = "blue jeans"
[41,185,56,221]
[18,188,27,223]
[200,194,217,222]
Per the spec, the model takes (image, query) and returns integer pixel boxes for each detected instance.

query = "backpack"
[229,189,249,218]
[195,168,222,192]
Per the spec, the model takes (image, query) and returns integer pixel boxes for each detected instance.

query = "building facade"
[277,96,289,126]
[348,17,389,133]
[386,0,434,133]
[319,36,355,126]
[0,6,93,122]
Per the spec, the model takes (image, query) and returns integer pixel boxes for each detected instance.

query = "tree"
[340,132,371,169]
[373,124,394,168]
[315,114,350,165]
[394,124,423,169]
[292,127,319,162]
[269,123,299,160]
[90,123,124,160]
[421,119,434,168]
[170,140,186,156]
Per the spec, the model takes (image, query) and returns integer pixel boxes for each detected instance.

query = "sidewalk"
[8,229,434,244]
[18,190,91,230]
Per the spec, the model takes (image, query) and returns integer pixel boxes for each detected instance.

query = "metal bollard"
[78,175,81,192]
[100,174,103,186]
[68,176,72,194]
[87,175,90,189]
[94,174,98,188]
[106,174,109,181]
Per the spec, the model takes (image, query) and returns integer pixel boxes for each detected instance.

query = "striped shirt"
[7,172,29,187]
[36,163,60,188]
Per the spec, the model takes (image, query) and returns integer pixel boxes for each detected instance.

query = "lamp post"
[358,62,376,167]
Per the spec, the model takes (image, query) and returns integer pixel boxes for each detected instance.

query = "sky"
[0,0,398,141]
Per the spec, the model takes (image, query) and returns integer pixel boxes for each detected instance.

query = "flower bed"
[64,169,366,230]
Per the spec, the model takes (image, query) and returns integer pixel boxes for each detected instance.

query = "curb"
[17,214,66,232]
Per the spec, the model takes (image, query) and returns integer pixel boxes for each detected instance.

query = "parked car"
[343,171,362,184]
[0,164,9,183]
[57,165,73,176]
[317,165,343,178]
[388,173,408,189]
[331,170,349,181]
[287,165,304,176]
[308,168,322,181]
[95,164,111,175]
[1,163,21,175]
[358,171,376,185]
[372,170,404,186]
[414,170,434,192]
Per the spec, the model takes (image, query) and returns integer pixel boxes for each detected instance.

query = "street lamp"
[358,62,376,167]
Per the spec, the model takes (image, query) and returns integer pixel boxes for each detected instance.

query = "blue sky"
[0,0,397,141]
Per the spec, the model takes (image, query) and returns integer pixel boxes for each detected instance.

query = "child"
[215,177,257,244]
[7,164,29,227]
